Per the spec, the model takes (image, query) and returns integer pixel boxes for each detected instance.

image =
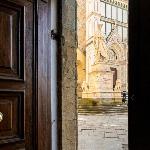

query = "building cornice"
[101,0,128,10]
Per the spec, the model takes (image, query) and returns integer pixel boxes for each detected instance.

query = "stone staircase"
[78,104,128,114]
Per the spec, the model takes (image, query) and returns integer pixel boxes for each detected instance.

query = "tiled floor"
[78,107,128,150]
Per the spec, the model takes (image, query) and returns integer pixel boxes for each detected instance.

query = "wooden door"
[0,0,34,149]
[0,0,52,149]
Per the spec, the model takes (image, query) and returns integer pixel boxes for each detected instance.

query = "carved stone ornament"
[93,24,109,63]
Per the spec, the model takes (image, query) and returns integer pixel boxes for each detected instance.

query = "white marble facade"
[81,0,128,100]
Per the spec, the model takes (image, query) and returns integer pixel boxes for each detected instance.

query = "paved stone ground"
[78,107,128,150]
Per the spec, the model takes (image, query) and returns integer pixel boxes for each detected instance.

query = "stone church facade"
[77,0,128,101]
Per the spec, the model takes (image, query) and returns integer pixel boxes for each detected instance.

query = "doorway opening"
[77,0,128,149]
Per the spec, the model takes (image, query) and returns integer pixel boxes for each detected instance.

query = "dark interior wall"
[129,0,150,149]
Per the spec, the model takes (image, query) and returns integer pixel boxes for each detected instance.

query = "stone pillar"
[61,0,77,149]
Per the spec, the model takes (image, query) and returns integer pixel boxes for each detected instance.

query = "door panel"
[0,92,24,142]
[0,0,33,149]
[0,1,24,80]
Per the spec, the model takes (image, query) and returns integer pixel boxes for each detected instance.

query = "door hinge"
[51,29,58,40]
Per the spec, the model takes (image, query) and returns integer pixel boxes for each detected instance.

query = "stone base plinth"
[82,91,122,101]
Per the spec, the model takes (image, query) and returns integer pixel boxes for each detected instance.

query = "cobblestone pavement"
[78,108,128,150]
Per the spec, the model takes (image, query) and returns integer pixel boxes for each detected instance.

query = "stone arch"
[108,42,123,61]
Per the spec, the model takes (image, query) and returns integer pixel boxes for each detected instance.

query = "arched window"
[117,8,123,22]
[106,3,111,18]
[100,1,106,17]
[112,6,117,20]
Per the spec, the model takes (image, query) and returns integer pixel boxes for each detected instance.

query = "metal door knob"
[0,112,3,122]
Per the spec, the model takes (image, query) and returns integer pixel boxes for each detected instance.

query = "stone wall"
[77,49,86,98]
[61,0,77,149]
[77,0,86,52]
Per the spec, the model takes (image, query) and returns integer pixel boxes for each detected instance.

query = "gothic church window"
[106,3,111,18]
[99,1,127,40]
[100,1,106,17]
[123,9,128,23]
[112,6,117,20]
[117,7,123,22]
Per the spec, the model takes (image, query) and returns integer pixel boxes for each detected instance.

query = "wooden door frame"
[33,0,51,149]
[56,0,150,149]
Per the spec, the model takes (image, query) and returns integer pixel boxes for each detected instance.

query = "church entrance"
[77,0,128,149]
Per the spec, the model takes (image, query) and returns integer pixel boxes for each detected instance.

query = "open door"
[0,0,51,149]
[0,0,34,149]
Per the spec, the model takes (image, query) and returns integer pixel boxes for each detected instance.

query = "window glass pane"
[123,10,128,23]
[123,27,127,41]
[117,26,123,41]
[117,8,122,22]
[100,21,106,35]
[112,6,117,20]
[106,4,111,18]
[106,22,111,36]
[100,2,105,17]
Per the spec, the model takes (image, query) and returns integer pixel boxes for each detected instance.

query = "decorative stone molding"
[101,0,128,10]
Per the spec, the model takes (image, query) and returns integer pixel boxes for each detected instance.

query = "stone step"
[78,107,128,110]
[78,110,128,112]
[78,105,128,114]
[78,106,128,110]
